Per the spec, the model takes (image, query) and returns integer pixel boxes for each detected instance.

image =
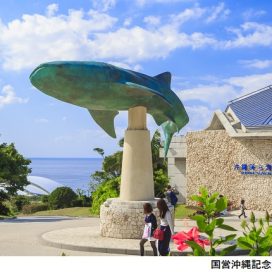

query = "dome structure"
[20,176,63,196]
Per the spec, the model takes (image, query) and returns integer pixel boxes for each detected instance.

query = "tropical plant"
[237,211,272,256]
[0,143,31,215]
[90,177,120,215]
[173,187,237,256]
[93,147,105,158]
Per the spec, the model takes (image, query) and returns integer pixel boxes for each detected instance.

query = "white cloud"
[175,72,272,131]
[242,9,266,21]
[0,85,28,108]
[206,2,230,23]
[0,6,218,70]
[0,8,117,70]
[143,16,161,26]
[224,22,272,48]
[35,118,49,124]
[239,59,272,69]
[89,27,216,62]
[183,105,213,132]
[46,3,58,17]
[178,84,238,107]
[123,17,132,27]
[136,0,195,7]
[226,72,272,94]
[170,6,206,26]
[92,0,116,12]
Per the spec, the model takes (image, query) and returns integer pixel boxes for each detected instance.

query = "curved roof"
[21,176,63,196]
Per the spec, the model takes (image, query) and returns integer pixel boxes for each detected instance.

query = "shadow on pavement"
[0,216,77,223]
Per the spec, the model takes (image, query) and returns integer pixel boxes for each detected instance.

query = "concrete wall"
[186,130,272,211]
[161,136,187,203]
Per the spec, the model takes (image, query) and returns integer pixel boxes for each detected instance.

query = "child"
[238,199,247,219]
[140,203,158,256]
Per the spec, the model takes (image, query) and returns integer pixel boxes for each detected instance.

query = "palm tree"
[93,147,105,158]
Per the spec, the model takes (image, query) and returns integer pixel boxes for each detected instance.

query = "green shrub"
[154,169,169,197]
[48,187,77,209]
[12,195,30,212]
[41,195,49,203]
[0,203,10,216]
[90,177,120,215]
[22,203,49,214]
[237,211,272,256]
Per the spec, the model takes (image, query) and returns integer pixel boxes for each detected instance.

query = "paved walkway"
[0,210,267,256]
[42,210,266,255]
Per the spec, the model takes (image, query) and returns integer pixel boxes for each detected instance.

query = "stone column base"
[100,198,174,239]
[100,198,159,239]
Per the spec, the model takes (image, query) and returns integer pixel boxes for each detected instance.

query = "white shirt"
[160,210,174,235]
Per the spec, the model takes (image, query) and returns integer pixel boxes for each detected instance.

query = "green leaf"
[205,219,217,236]
[218,224,237,231]
[215,218,224,226]
[250,212,256,224]
[186,241,206,256]
[199,187,208,198]
[191,214,206,222]
[265,210,270,224]
[196,219,207,232]
[220,245,237,256]
[215,196,227,212]
[223,234,236,242]
[191,195,204,203]
[209,192,219,203]
[213,238,224,247]
[237,238,253,250]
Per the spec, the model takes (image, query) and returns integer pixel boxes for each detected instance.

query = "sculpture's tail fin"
[161,121,179,159]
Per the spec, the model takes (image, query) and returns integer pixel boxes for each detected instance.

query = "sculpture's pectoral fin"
[88,109,118,138]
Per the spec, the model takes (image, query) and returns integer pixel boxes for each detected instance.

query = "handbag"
[142,223,152,239]
[153,228,164,240]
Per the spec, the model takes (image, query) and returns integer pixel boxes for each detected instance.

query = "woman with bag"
[139,203,158,256]
[156,198,174,256]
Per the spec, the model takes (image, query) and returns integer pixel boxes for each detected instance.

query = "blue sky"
[0,0,271,158]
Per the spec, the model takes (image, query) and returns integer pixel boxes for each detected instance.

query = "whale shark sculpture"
[30,61,189,155]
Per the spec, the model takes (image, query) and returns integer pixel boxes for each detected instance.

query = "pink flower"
[172,227,210,251]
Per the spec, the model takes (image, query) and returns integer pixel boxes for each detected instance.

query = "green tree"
[89,130,169,214]
[48,187,77,209]
[0,143,31,215]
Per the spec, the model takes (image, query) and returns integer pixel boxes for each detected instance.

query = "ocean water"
[29,158,103,193]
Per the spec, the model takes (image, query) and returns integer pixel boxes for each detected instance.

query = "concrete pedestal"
[100,198,159,239]
[100,106,158,239]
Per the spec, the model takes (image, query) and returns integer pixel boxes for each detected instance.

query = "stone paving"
[0,210,267,256]
[41,210,267,256]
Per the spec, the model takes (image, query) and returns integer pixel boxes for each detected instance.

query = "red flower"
[172,227,210,251]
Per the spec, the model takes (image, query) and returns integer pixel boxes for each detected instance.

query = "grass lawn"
[19,205,195,219]
[175,204,196,219]
[21,207,97,217]
[0,215,16,220]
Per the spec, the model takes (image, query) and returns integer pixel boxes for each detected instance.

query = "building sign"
[234,164,272,175]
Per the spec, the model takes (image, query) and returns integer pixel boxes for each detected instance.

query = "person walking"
[238,199,247,219]
[140,203,158,256]
[165,185,178,208]
[157,198,174,256]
